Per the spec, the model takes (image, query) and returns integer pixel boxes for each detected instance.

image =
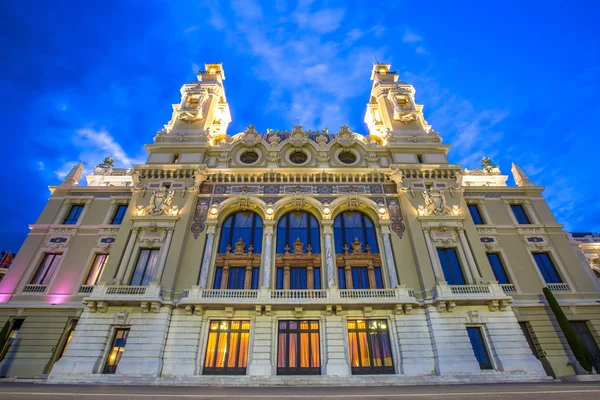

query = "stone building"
[0,63,599,384]
[568,232,600,280]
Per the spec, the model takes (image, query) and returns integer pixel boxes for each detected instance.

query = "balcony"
[22,284,47,294]
[500,284,516,293]
[83,282,164,313]
[178,286,418,311]
[78,285,95,294]
[432,282,512,312]
[547,283,570,292]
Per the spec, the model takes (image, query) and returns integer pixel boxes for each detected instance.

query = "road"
[0,382,599,400]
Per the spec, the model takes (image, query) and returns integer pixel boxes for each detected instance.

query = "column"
[198,223,216,288]
[152,227,174,283]
[116,228,139,284]
[322,221,336,288]
[458,228,481,283]
[380,223,399,288]
[261,223,274,288]
[423,228,445,282]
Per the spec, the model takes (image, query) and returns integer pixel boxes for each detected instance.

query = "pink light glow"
[46,294,70,305]
[0,294,12,303]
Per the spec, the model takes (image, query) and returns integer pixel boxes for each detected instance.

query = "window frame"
[129,248,160,286]
[346,319,395,375]
[203,320,251,375]
[63,204,84,225]
[532,252,563,284]
[110,204,128,225]
[29,253,62,285]
[510,204,532,225]
[84,253,109,286]
[486,252,510,284]
[102,327,130,374]
[437,248,467,285]
[467,204,485,225]
[466,326,494,370]
[276,320,321,375]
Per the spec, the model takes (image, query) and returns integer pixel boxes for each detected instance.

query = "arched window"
[275,211,321,290]
[213,211,263,290]
[334,211,383,289]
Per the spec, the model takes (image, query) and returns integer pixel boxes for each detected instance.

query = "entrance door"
[571,321,600,373]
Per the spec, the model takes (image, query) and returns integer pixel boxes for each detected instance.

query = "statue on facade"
[421,187,452,216]
[481,157,500,174]
[142,186,176,216]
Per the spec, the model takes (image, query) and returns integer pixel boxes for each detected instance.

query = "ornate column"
[458,228,481,283]
[380,223,399,288]
[198,222,217,288]
[116,227,139,284]
[322,221,336,288]
[261,222,275,288]
[423,228,445,282]
[152,227,174,283]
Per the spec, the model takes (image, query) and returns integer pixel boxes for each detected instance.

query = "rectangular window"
[30,253,62,285]
[0,318,24,361]
[347,320,394,375]
[468,204,485,225]
[103,328,130,374]
[277,320,320,375]
[276,267,322,290]
[437,248,466,285]
[486,253,510,284]
[110,204,128,225]
[57,319,78,360]
[511,204,531,224]
[519,322,539,360]
[204,320,250,375]
[130,249,160,286]
[85,254,108,286]
[533,252,563,284]
[466,327,493,369]
[416,154,424,163]
[63,204,84,225]
[214,267,259,290]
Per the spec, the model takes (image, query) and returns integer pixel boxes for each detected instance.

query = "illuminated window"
[173,154,180,163]
[103,328,129,374]
[468,204,485,225]
[30,253,62,285]
[204,320,250,375]
[511,204,531,224]
[277,320,320,375]
[63,204,84,225]
[57,319,78,361]
[110,204,128,225]
[335,211,382,289]
[85,254,108,286]
[0,318,24,361]
[347,320,394,374]
[276,211,321,290]
[130,249,159,286]
[467,327,493,369]
[437,248,466,285]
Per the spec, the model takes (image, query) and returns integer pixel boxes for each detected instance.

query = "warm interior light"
[418,207,425,216]
[452,205,460,216]
[136,206,144,216]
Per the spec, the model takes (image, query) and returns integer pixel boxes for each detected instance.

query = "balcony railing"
[200,289,258,299]
[500,284,516,293]
[449,285,491,295]
[547,283,570,292]
[270,289,327,299]
[78,285,95,294]
[339,289,396,299]
[23,284,47,293]
[105,286,147,296]
[432,283,511,309]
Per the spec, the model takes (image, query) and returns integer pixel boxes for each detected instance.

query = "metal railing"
[78,285,95,294]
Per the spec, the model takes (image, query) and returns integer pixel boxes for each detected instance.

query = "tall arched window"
[213,211,263,290]
[334,211,383,289]
[275,211,321,290]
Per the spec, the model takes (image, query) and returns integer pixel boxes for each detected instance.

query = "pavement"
[0,382,599,400]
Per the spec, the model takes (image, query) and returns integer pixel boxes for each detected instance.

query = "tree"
[543,287,593,373]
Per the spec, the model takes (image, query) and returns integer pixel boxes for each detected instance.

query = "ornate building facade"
[0,63,599,384]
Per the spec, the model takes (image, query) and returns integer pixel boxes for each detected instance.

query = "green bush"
[543,287,593,374]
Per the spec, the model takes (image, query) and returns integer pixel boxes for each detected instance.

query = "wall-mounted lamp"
[210,206,219,216]
[378,203,387,215]
[417,206,426,216]
[322,203,331,216]
[170,206,179,216]
[136,205,145,216]
[266,204,274,216]
[452,205,460,216]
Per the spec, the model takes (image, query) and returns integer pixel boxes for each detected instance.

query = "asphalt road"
[0,382,599,400]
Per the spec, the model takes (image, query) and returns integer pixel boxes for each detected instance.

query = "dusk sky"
[1,0,599,252]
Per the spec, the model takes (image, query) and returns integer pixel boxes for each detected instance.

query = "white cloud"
[415,46,429,55]
[37,161,45,171]
[54,127,146,184]
[403,29,423,43]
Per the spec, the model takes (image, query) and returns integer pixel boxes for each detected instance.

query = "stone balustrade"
[547,283,570,292]
[432,282,513,312]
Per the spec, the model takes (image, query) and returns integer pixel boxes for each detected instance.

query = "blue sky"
[1,0,599,252]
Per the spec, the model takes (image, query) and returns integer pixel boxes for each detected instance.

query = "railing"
[182,289,190,298]
[200,289,258,299]
[78,285,95,294]
[340,289,396,299]
[449,285,491,295]
[23,284,47,293]
[500,284,516,293]
[547,283,570,292]
[105,286,147,296]
[270,290,327,299]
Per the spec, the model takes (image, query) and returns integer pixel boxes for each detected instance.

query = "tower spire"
[511,163,534,186]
